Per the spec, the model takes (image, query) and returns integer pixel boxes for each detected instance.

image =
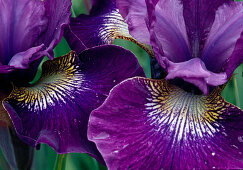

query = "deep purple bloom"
[64,0,153,55]
[0,0,145,164]
[87,0,243,169]
[0,0,71,73]
[0,0,71,167]
[0,0,72,127]
[117,0,243,94]
[3,45,145,163]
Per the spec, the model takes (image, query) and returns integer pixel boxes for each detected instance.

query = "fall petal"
[88,77,243,170]
[3,46,144,162]
[65,0,153,56]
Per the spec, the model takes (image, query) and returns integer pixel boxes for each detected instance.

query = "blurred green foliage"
[222,65,243,109]
[0,149,10,170]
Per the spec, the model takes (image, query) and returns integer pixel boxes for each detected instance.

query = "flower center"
[170,78,203,95]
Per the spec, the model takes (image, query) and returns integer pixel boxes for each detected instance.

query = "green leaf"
[65,153,106,170]
[71,0,91,16]
[222,64,243,109]
[54,38,71,58]
[53,154,67,170]
[32,144,57,170]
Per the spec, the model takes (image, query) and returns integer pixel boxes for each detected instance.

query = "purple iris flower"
[0,0,72,125]
[0,0,71,73]
[86,0,243,169]
[1,0,145,163]
[0,0,71,168]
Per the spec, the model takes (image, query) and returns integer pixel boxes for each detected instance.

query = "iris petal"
[41,0,72,59]
[116,0,150,45]
[0,0,71,72]
[3,46,145,162]
[88,77,243,169]
[65,0,130,50]
[65,0,153,56]
[8,44,44,69]
[136,0,191,63]
[181,0,231,58]
[225,32,243,77]
[164,57,227,94]
[0,0,47,66]
[202,2,243,74]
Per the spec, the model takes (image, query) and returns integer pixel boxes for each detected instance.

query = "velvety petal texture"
[3,46,145,161]
[88,77,243,170]
[40,0,72,59]
[202,2,243,74]
[145,0,191,63]
[8,45,44,69]
[117,0,242,93]
[65,0,154,56]
[0,0,71,72]
[182,0,231,58]
[66,0,131,49]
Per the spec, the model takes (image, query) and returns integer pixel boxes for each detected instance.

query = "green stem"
[53,154,67,170]
[71,6,76,17]
[233,77,240,107]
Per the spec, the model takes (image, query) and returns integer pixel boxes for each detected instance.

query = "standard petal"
[181,0,231,58]
[88,77,243,170]
[63,27,87,54]
[39,0,72,59]
[0,0,48,65]
[224,31,243,77]
[8,44,44,69]
[164,58,227,95]
[65,0,153,56]
[202,2,243,74]
[0,0,71,72]
[3,46,144,162]
[146,0,191,64]
[116,0,150,44]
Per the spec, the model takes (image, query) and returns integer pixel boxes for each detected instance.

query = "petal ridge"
[88,77,243,169]
[3,46,145,163]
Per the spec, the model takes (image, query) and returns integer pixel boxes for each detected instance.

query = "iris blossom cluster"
[0,0,242,169]
[0,0,144,165]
